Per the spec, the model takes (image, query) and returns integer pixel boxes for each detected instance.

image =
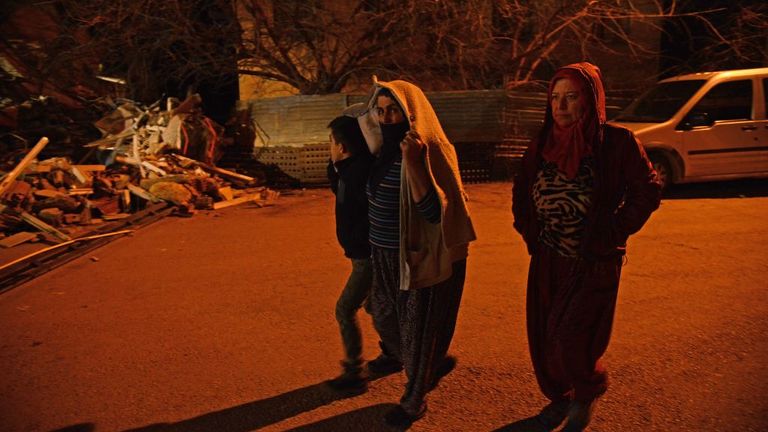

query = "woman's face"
[376,95,405,125]
[550,78,584,128]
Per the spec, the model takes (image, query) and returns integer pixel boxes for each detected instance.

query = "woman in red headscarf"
[512,63,661,431]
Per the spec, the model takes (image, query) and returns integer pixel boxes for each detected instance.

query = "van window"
[689,80,753,123]
[614,80,705,122]
[764,78,768,111]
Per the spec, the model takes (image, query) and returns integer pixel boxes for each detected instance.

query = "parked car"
[609,67,768,189]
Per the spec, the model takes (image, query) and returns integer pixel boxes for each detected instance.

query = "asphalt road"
[0,181,766,432]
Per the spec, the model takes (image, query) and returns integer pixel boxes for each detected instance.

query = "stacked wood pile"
[0,134,279,250]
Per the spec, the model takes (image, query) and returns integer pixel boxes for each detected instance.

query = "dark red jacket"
[512,123,661,260]
[512,62,660,260]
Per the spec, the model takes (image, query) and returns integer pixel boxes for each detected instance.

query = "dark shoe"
[535,400,570,431]
[384,402,427,427]
[561,399,598,432]
[429,355,457,390]
[325,371,367,394]
[367,354,403,375]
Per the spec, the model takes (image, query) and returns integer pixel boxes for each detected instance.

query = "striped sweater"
[367,156,441,249]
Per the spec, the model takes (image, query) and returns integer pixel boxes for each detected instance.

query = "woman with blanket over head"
[512,62,661,431]
[353,78,476,427]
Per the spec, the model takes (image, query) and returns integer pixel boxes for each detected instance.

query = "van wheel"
[649,155,672,190]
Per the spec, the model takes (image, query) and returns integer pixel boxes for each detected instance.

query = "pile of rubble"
[0,95,280,250]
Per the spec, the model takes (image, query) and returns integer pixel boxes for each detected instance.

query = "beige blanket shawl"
[356,79,476,289]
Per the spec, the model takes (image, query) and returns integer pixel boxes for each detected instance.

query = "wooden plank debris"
[218,186,234,201]
[18,210,71,242]
[121,189,131,211]
[0,229,134,273]
[63,214,82,225]
[212,192,263,210]
[1,105,278,248]
[38,208,64,227]
[0,231,38,248]
[102,213,130,221]
[0,137,49,197]
[141,161,167,176]
[34,189,67,199]
[4,180,32,198]
[126,183,161,203]
[69,166,88,185]
[68,188,94,196]
[23,164,52,174]
[73,165,106,172]
[82,129,133,148]
[171,154,256,183]
[202,164,255,183]
[263,189,280,205]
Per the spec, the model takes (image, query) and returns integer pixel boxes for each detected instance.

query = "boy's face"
[329,133,349,162]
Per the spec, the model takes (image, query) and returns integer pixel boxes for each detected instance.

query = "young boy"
[325,115,377,392]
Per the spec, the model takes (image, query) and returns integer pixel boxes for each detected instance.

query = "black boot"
[325,361,367,394]
[561,398,598,432]
[384,401,427,427]
[367,342,403,375]
[429,355,457,390]
[535,399,570,431]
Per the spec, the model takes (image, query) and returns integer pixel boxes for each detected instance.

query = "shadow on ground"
[284,403,399,431]
[124,381,383,432]
[50,424,96,432]
[663,178,768,199]
[491,416,548,432]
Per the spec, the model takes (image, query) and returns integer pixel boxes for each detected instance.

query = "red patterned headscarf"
[542,63,606,179]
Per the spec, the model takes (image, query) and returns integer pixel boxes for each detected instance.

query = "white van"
[609,67,768,189]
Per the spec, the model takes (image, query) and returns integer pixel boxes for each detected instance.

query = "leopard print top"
[532,158,595,257]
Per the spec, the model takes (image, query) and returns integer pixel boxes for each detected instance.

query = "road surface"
[1,181,766,431]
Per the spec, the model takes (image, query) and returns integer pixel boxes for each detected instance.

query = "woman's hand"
[401,130,426,165]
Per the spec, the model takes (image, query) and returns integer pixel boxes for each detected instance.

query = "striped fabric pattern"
[367,159,402,249]
[367,157,443,250]
[414,188,441,224]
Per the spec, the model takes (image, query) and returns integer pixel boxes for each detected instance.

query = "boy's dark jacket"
[327,153,374,259]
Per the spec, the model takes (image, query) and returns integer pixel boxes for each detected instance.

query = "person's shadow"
[282,403,400,431]
[50,425,95,432]
[122,380,398,432]
[491,416,549,432]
